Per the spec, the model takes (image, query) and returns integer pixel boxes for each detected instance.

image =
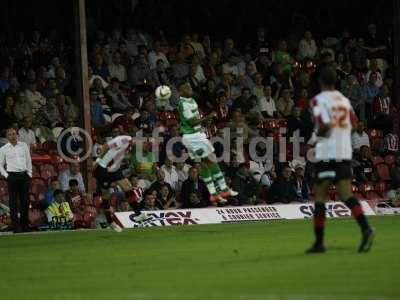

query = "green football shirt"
[177,96,202,134]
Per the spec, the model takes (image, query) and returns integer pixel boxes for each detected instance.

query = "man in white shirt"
[24,82,46,114]
[258,85,277,118]
[108,51,127,83]
[351,122,370,152]
[148,42,170,70]
[18,116,36,147]
[58,163,86,193]
[0,128,32,232]
[160,158,179,191]
[298,31,318,60]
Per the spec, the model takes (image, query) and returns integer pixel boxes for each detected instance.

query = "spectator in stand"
[180,167,210,208]
[171,52,190,81]
[287,107,303,137]
[249,144,274,187]
[42,78,60,98]
[354,145,377,183]
[360,72,380,120]
[298,30,318,60]
[268,166,297,204]
[43,177,61,209]
[160,158,179,191]
[231,163,260,205]
[106,78,133,112]
[383,127,399,154]
[176,162,190,191]
[292,162,310,202]
[89,66,109,89]
[128,53,152,86]
[92,54,110,81]
[43,97,62,128]
[352,121,370,153]
[276,87,294,118]
[18,116,36,147]
[58,163,85,193]
[108,51,127,83]
[295,88,309,111]
[130,141,157,180]
[258,85,278,118]
[148,41,170,70]
[65,179,85,214]
[90,89,106,128]
[364,24,387,60]
[191,33,206,59]
[373,84,391,116]
[341,74,363,114]
[273,40,294,75]
[45,189,73,224]
[366,59,384,88]
[57,94,79,124]
[252,73,265,100]
[24,82,46,115]
[127,174,144,208]
[155,184,176,210]
[140,190,158,211]
[150,169,173,199]
[0,96,17,130]
[152,59,172,87]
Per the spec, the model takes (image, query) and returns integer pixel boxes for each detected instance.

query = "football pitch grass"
[0,216,399,300]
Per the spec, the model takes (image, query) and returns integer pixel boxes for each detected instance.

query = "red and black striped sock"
[313,202,326,245]
[344,197,370,231]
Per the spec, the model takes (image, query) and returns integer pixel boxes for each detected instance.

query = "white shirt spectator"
[298,39,318,60]
[18,127,36,147]
[351,131,370,151]
[89,75,109,89]
[194,65,207,84]
[258,96,277,117]
[222,63,242,77]
[25,89,46,114]
[249,160,273,187]
[148,51,170,70]
[366,70,384,88]
[58,170,86,193]
[190,42,206,59]
[160,165,179,191]
[0,141,32,178]
[108,63,127,82]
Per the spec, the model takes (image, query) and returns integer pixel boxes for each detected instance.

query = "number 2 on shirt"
[331,106,349,128]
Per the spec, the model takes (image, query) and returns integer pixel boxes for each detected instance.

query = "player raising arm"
[307,66,374,254]
[177,82,237,204]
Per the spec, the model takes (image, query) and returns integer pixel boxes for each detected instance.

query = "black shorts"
[94,166,124,190]
[314,160,352,183]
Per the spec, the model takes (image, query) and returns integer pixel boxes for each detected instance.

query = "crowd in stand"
[0,20,400,230]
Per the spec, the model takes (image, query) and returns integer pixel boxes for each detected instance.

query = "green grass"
[0,216,399,300]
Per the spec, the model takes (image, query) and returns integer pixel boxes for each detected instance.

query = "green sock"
[199,165,217,196]
[209,162,228,192]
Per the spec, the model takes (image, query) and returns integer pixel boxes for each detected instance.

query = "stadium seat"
[365,191,384,201]
[375,181,388,197]
[359,182,375,194]
[29,208,43,227]
[376,163,391,181]
[32,164,41,178]
[40,164,58,181]
[384,154,396,166]
[371,156,384,166]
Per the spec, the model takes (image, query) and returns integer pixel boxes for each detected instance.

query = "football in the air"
[155,85,172,100]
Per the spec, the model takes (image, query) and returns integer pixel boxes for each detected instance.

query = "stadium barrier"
[115,201,376,228]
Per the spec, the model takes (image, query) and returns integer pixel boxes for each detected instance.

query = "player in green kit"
[177,82,238,204]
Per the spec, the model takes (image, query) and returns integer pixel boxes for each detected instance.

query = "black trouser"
[7,172,31,231]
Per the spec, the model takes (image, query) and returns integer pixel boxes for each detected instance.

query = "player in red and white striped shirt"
[307,66,374,254]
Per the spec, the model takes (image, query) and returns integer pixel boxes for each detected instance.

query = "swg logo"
[299,203,351,218]
[129,211,199,227]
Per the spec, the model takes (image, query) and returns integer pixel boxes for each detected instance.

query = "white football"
[155,85,172,101]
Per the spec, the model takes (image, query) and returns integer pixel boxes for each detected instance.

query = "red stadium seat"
[359,182,375,194]
[384,154,396,166]
[375,181,388,197]
[376,163,391,181]
[354,192,366,200]
[371,138,384,153]
[371,156,384,166]
[365,191,384,201]
[32,164,41,178]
